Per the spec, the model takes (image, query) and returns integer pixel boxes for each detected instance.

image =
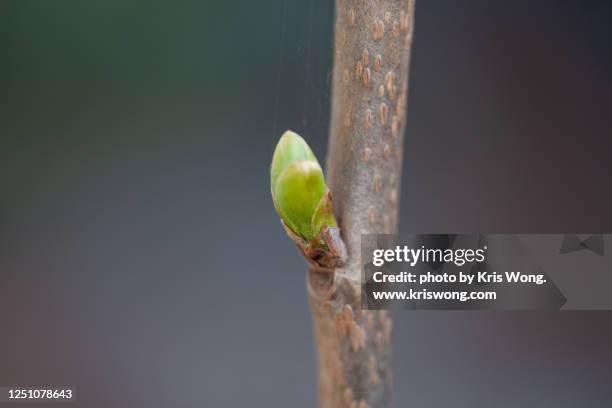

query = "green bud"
[271,131,336,242]
[274,160,325,240]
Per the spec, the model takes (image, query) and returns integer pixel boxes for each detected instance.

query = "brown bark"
[307,1,416,407]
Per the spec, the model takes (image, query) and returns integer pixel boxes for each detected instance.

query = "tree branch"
[307,1,415,407]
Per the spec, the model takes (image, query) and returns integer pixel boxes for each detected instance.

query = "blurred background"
[2,0,612,406]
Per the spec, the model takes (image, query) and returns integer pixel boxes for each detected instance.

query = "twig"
[307,1,416,407]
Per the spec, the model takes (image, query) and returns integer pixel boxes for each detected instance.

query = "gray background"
[2,0,612,407]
